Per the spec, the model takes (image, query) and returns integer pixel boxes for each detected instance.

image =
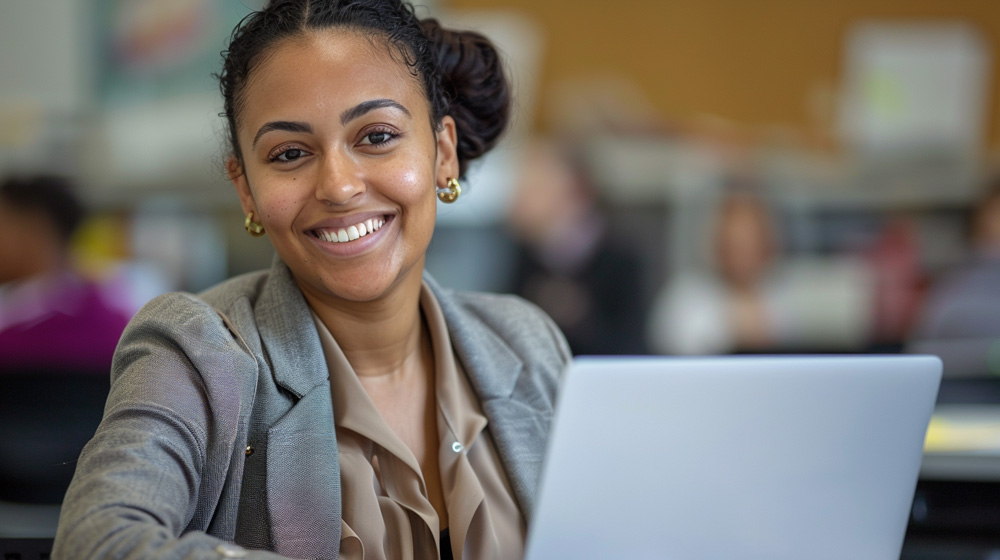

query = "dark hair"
[0,176,84,243]
[217,0,511,179]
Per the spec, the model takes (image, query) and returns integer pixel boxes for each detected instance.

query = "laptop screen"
[525,355,941,560]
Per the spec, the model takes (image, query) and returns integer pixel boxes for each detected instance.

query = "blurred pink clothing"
[0,271,132,373]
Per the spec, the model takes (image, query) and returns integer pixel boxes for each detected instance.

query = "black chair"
[0,371,109,504]
[0,537,54,559]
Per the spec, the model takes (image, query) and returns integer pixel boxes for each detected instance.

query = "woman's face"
[230,30,458,305]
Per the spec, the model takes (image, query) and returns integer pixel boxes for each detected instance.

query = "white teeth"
[318,217,386,243]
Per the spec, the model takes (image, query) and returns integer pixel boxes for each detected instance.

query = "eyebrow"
[252,121,312,149]
[250,99,411,149]
[340,98,411,125]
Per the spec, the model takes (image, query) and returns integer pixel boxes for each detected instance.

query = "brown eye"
[366,131,391,144]
[273,148,306,162]
[360,129,398,146]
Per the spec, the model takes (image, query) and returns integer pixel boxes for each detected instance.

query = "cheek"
[259,200,291,223]
[389,167,436,241]
[252,181,300,223]
[388,142,437,198]
[399,167,427,195]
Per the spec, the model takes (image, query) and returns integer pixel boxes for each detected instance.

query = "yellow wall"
[447,0,1000,146]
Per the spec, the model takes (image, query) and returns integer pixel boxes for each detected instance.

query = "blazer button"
[245,445,254,457]
[451,441,464,453]
[215,543,248,558]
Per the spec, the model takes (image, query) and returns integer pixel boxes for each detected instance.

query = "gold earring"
[244,211,266,237]
[437,177,461,203]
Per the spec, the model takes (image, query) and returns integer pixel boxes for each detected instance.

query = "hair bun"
[420,18,511,177]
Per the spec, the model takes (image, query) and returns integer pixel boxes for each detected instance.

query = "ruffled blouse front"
[312,282,525,560]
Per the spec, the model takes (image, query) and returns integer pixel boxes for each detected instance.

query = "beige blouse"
[312,283,526,560]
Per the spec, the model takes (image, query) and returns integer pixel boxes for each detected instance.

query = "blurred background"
[3,0,1000,557]
[6,0,1000,362]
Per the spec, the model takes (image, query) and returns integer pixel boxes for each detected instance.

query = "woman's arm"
[52,293,293,560]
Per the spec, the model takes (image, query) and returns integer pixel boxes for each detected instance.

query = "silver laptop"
[524,355,942,560]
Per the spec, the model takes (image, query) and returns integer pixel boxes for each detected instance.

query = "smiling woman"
[231,30,447,308]
[51,2,571,560]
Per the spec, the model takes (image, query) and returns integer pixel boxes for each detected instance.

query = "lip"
[305,212,395,257]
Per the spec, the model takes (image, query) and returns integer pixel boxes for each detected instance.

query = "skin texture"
[227,29,460,527]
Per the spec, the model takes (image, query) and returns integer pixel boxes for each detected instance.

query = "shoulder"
[648,271,730,355]
[107,278,264,456]
[199,269,270,324]
[123,291,234,352]
[127,269,264,343]
[116,269,273,385]
[130,269,268,323]
[652,271,725,324]
[665,270,724,300]
[58,280,267,556]
[455,290,555,334]
[429,277,572,366]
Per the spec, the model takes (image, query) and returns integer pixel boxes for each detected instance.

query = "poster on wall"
[838,21,991,159]
[89,0,264,190]
[95,0,264,106]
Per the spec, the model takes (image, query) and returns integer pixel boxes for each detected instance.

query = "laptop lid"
[524,355,942,560]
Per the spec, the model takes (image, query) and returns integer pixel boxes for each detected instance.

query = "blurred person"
[0,176,131,373]
[908,180,1000,376]
[863,215,924,349]
[648,187,872,355]
[648,188,781,355]
[54,2,571,559]
[507,138,648,355]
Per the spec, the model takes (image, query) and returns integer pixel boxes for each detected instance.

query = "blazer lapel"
[256,261,330,398]
[266,384,341,559]
[255,261,341,557]
[425,274,551,521]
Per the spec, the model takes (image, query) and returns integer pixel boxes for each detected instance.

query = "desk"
[0,502,59,560]
[903,405,1000,559]
[921,405,1000,481]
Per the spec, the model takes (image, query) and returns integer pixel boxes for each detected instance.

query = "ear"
[434,116,460,187]
[227,156,256,216]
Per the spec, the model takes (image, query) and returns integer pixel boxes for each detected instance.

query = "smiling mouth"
[312,216,388,243]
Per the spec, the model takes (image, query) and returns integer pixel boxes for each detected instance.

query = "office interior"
[2,0,1000,558]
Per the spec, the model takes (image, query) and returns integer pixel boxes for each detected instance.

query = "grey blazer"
[53,260,571,560]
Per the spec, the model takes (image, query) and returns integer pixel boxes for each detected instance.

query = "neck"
[303,269,427,380]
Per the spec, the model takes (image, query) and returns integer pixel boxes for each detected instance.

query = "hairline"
[228,25,441,166]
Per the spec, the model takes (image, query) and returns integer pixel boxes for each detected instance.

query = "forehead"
[238,29,427,130]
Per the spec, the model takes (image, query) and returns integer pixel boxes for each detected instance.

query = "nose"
[315,152,366,205]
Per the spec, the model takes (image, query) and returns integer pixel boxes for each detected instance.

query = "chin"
[286,247,424,306]
[326,283,392,303]
[315,265,415,305]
